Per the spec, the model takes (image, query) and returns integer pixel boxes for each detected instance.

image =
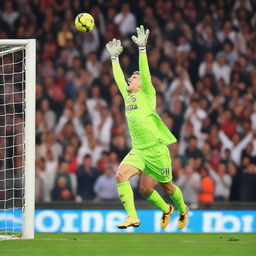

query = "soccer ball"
[75,13,94,32]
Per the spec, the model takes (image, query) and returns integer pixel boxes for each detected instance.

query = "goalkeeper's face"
[127,73,142,93]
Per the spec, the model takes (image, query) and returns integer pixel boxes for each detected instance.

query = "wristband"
[139,46,146,52]
[111,56,119,62]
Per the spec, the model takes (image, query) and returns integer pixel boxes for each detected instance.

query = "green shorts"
[121,143,172,183]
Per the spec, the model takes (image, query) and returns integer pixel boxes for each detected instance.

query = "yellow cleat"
[160,205,174,228]
[178,205,189,229]
[118,217,140,229]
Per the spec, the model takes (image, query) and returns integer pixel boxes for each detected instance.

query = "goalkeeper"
[106,25,188,229]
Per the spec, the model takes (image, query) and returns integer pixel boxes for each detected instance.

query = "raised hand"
[131,25,150,48]
[106,39,123,59]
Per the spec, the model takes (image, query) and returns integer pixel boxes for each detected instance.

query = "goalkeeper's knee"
[139,185,154,197]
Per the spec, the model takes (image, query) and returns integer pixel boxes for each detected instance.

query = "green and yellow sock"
[169,185,186,213]
[117,181,138,218]
[145,190,170,213]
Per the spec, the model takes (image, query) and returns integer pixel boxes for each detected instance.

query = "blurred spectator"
[176,162,200,208]
[86,52,102,79]
[239,163,256,201]
[76,154,100,200]
[185,136,203,159]
[220,40,238,67]
[41,150,58,202]
[110,134,129,161]
[55,65,68,94]
[228,162,241,201]
[217,21,236,44]
[40,98,56,130]
[165,65,194,107]
[207,162,232,201]
[109,152,120,171]
[114,3,136,37]
[82,27,100,56]
[93,106,113,148]
[55,109,77,147]
[97,151,110,172]
[198,166,215,205]
[57,22,73,48]
[172,156,184,179]
[51,161,76,201]
[219,110,237,139]
[241,143,256,164]
[40,35,57,61]
[63,145,78,173]
[93,165,119,201]
[2,0,19,31]
[37,131,63,159]
[36,110,48,136]
[87,85,107,123]
[58,40,79,68]
[35,159,44,202]
[184,97,207,139]
[199,52,217,78]
[219,130,253,165]
[169,101,185,140]
[233,0,253,12]
[213,53,231,85]
[77,123,105,166]
[51,176,74,201]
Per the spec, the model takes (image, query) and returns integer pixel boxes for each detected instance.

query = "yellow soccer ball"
[75,13,94,32]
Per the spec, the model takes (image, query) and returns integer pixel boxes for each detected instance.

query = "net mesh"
[0,45,26,239]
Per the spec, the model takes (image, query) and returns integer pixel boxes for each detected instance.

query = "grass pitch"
[1,233,256,256]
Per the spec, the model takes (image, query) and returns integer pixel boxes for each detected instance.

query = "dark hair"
[84,154,92,159]
[200,166,209,175]
[189,135,197,141]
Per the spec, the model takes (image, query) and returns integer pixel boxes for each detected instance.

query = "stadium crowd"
[1,0,256,206]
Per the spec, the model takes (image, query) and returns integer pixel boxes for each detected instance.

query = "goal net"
[0,40,35,239]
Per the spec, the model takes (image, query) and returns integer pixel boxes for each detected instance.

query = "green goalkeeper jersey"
[112,50,177,149]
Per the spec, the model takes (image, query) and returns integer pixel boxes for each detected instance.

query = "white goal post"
[0,39,35,239]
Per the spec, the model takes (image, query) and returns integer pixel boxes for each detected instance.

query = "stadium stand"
[1,0,256,206]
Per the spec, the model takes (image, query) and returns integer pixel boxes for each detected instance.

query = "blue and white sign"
[1,209,256,233]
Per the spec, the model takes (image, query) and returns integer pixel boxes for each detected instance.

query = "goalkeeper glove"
[131,25,150,52]
[106,39,123,62]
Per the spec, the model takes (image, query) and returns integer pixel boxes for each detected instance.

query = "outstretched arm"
[106,39,128,98]
[132,25,156,95]
[112,61,128,98]
[139,48,156,95]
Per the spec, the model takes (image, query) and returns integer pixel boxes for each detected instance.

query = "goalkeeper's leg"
[116,164,141,229]
[160,181,189,229]
[139,173,174,228]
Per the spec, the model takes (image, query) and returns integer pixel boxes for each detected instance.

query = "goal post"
[23,39,36,239]
[0,39,35,239]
